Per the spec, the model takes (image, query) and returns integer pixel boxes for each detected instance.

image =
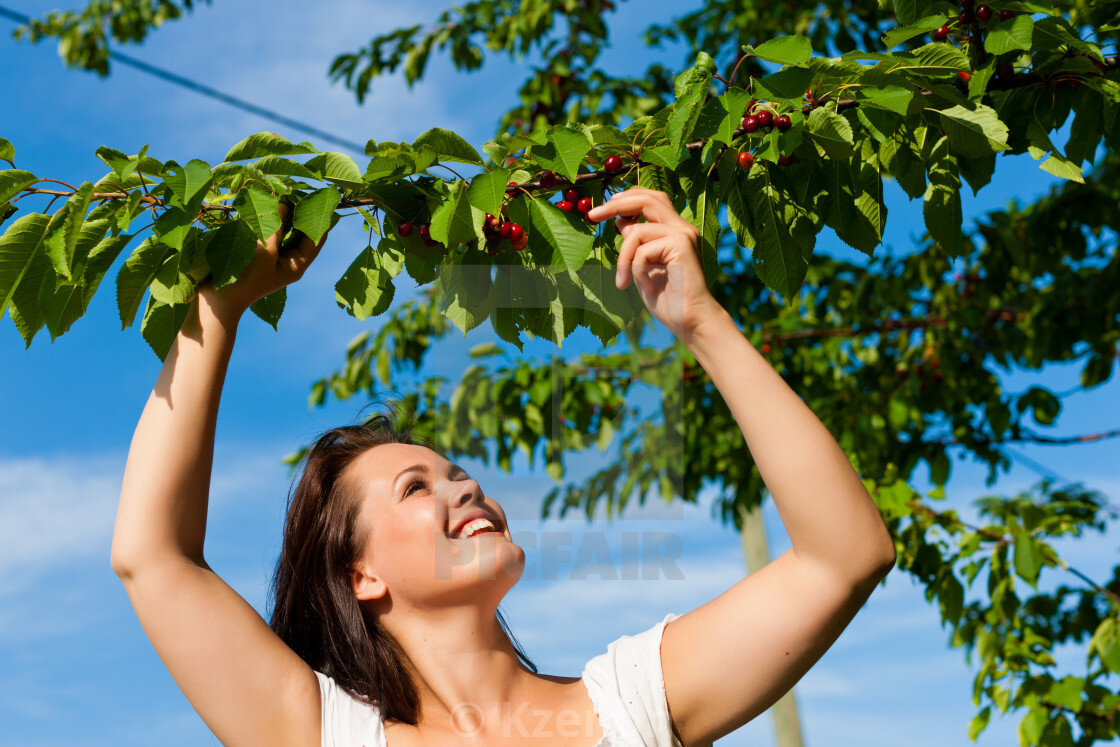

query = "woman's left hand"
[585,187,723,344]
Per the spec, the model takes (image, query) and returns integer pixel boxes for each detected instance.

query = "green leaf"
[1090,617,1120,672]
[7,245,52,347]
[464,168,510,220]
[0,213,51,319]
[42,182,94,280]
[429,180,477,246]
[0,137,13,163]
[149,240,200,306]
[438,259,493,335]
[303,151,364,189]
[679,180,722,291]
[507,196,595,270]
[96,145,149,182]
[140,294,190,361]
[939,104,1011,156]
[667,51,717,149]
[204,220,258,290]
[116,237,175,328]
[910,42,969,72]
[334,242,403,321]
[693,87,754,146]
[162,159,214,214]
[252,155,320,180]
[806,107,855,159]
[746,168,816,300]
[0,170,36,204]
[985,13,1034,55]
[893,0,919,25]
[532,124,595,182]
[968,706,991,741]
[881,16,948,49]
[1046,677,1085,713]
[959,152,996,194]
[413,127,482,165]
[1012,526,1043,588]
[37,219,110,340]
[1038,153,1085,183]
[232,188,282,241]
[293,187,342,244]
[752,35,812,65]
[250,287,287,330]
[468,342,502,358]
[923,136,964,257]
[824,155,886,255]
[753,66,815,101]
[859,86,914,115]
[223,132,320,162]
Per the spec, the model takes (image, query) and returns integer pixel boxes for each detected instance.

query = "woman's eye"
[406,479,426,496]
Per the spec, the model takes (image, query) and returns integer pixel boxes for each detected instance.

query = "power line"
[0,4,366,156]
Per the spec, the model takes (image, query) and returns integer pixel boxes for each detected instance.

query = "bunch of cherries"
[931,1,1016,42]
[738,99,795,168]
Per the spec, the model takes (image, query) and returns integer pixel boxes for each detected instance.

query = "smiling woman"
[108,188,896,747]
[268,408,539,728]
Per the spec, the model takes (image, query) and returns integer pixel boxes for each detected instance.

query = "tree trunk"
[739,500,806,747]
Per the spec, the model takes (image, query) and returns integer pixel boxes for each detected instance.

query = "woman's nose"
[453,480,484,507]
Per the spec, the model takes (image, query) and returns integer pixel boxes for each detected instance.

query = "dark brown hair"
[267,397,536,725]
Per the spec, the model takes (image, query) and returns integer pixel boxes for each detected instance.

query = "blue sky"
[1,1,1118,745]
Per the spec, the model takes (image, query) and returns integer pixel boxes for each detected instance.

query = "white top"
[315,612,684,746]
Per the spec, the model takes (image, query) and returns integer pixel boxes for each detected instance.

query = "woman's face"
[347,442,525,610]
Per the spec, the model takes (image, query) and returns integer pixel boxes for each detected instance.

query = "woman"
[110,187,897,746]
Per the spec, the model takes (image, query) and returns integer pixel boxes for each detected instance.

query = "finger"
[261,199,291,259]
[615,223,669,289]
[630,238,675,297]
[280,228,329,279]
[586,188,685,227]
[614,214,639,234]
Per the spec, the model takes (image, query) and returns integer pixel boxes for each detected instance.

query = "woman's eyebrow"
[392,463,471,493]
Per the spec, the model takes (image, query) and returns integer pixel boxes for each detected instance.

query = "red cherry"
[960,0,974,7]
[777,154,793,166]
[932,25,950,42]
[958,9,973,24]
[417,222,430,237]
[577,197,593,213]
[737,151,754,169]
[774,114,792,131]
[976,4,992,21]
[998,9,1015,20]
[500,222,515,238]
[487,244,498,255]
[563,188,580,203]
[507,223,525,242]
[742,115,761,133]
[604,154,623,172]
[557,200,574,212]
[761,344,771,354]
[957,71,972,83]
[539,170,558,189]
[397,220,413,237]
[756,110,773,128]
[506,181,520,194]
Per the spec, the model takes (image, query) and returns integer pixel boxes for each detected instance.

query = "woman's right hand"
[198,200,330,323]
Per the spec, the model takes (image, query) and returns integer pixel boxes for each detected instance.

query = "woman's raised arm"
[109,203,328,747]
[587,188,898,746]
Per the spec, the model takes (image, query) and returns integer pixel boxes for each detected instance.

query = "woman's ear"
[351,565,388,601]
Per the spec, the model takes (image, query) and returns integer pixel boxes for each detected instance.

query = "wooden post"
[739,500,806,747]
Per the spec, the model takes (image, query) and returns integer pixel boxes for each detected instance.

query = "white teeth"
[458,518,497,539]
